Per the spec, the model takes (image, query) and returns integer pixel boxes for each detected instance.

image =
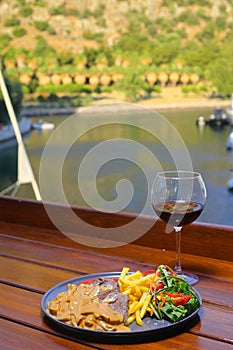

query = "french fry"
[140,295,152,319]
[135,309,143,326]
[128,301,143,315]
[118,267,156,326]
[125,314,136,326]
[119,267,130,280]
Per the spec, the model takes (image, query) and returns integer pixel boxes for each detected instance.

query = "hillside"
[1,0,233,103]
[1,0,233,54]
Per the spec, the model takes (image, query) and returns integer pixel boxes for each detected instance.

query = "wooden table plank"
[2,233,233,280]
[1,283,232,347]
[2,318,232,350]
[192,305,233,344]
[1,196,233,350]
[195,277,233,308]
[1,245,233,308]
[0,255,77,292]
[0,234,155,273]
[0,319,95,350]
[1,225,233,281]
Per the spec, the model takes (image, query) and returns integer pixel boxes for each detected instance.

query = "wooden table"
[0,197,233,349]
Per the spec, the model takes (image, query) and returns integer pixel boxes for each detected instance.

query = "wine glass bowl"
[151,170,207,285]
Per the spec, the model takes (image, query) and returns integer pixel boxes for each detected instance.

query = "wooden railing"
[0,196,232,268]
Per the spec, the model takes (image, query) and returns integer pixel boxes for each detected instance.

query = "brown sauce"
[47,282,130,332]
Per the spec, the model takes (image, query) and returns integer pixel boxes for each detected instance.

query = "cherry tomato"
[165,292,192,306]
[155,281,164,291]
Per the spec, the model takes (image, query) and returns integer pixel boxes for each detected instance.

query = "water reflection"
[1,107,233,227]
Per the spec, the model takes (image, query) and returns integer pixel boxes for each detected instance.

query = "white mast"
[0,69,41,200]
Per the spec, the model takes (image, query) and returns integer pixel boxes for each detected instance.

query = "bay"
[1,105,233,227]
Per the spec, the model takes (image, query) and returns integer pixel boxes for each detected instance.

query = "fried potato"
[118,267,158,326]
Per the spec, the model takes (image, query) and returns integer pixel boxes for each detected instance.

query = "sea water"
[1,106,233,227]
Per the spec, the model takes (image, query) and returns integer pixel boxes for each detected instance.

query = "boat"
[0,117,32,143]
[227,178,233,191]
[226,131,233,150]
[196,116,206,126]
[32,119,55,130]
[196,106,231,127]
[226,93,233,121]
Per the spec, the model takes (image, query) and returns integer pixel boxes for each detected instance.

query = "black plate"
[41,272,201,344]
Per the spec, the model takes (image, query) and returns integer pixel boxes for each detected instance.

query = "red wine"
[153,200,204,227]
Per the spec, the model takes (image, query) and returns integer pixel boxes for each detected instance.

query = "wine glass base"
[178,272,199,285]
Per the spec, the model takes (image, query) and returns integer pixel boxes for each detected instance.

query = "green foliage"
[0,34,12,51]
[196,22,215,42]
[155,18,175,33]
[196,8,211,21]
[13,27,27,38]
[181,85,205,95]
[36,83,92,94]
[176,28,187,39]
[27,76,39,93]
[49,6,79,16]
[47,26,56,35]
[169,0,210,4]
[34,0,46,7]
[84,48,98,67]
[92,4,105,18]
[93,32,104,44]
[34,21,46,32]
[34,20,49,31]
[219,4,226,13]
[2,0,233,100]
[19,7,33,17]
[4,17,20,27]
[215,16,227,32]
[177,10,199,26]
[82,8,92,18]
[93,4,106,26]
[83,30,95,40]
[114,30,155,55]
[181,86,189,94]
[152,34,182,65]
[181,41,219,70]
[22,85,30,94]
[115,70,150,102]
[0,74,23,124]
[81,4,105,24]
[4,47,17,60]
[207,57,233,97]
[57,51,74,65]
[49,6,66,15]
[33,36,56,57]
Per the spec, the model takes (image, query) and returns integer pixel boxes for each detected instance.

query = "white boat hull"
[32,120,55,130]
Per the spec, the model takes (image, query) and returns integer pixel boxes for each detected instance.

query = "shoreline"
[21,97,231,117]
[138,98,231,110]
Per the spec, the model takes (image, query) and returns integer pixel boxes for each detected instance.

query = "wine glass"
[151,170,207,285]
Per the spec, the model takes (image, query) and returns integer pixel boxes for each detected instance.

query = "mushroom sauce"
[47,279,130,332]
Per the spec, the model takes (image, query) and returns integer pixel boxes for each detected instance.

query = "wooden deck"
[0,196,232,349]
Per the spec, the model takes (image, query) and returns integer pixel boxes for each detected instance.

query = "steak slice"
[97,278,129,322]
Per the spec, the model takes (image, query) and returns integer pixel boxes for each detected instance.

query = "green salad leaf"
[149,265,200,323]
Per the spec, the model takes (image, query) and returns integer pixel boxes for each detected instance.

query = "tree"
[115,68,148,102]
[0,74,23,124]
[207,57,233,97]
[182,40,219,70]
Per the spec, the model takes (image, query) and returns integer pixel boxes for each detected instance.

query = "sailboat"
[0,69,41,200]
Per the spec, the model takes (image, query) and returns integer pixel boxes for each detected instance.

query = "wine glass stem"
[174,226,183,275]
